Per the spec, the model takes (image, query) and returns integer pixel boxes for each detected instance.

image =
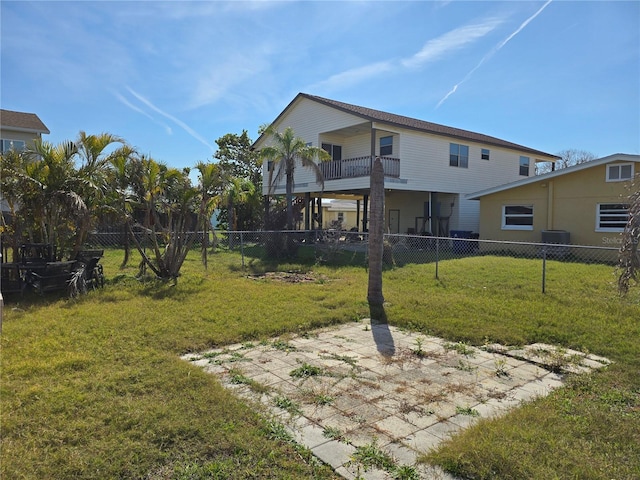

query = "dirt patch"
[247,271,326,283]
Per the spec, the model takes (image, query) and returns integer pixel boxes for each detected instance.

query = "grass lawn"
[1,248,639,479]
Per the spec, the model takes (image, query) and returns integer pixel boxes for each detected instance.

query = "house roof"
[466,153,640,200]
[254,93,560,160]
[0,109,50,134]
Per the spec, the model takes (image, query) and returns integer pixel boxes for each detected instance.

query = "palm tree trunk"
[286,169,294,230]
[367,157,386,321]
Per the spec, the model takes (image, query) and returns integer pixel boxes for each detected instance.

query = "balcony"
[319,156,400,181]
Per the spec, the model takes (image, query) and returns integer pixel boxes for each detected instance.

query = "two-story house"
[1,109,50,154]
[1,109,50,214]
[253,93,559,235]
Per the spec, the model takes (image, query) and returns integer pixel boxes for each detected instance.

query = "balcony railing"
[320,156,400,181]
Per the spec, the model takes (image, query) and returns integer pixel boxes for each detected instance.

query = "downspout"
[546,180,554,230]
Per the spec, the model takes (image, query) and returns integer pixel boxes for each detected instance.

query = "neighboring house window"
[519,156,530,176]
[606,163,634,182]
[449,143,469,168]
[337,212,344,223]
[380,136,393,156]
[502,205,534,230]
[267,160,274,171]
[0,139,26,153]
[321,143,342,161]
[481,148,490,160]
[596,203,630,231]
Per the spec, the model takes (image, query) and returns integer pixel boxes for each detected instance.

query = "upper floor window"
[596,203,629,231]
[0,139,26,153]
[481,148,490,160]
[519,156,530,176]
[450,143,469,168]
[606,163,633,182]
[321,143,342,161]
[380,136,393,156]
[502,205,533,230]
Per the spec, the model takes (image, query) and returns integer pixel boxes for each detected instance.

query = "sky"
[1,1,639,174]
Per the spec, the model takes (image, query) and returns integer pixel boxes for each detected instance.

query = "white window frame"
[606,163,634,182]
[481,148,490,160]
[502,205,534,230]
[596,203,630,232]
[449,143,469,169]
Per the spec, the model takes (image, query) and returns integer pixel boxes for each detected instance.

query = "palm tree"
[194,161,223,268]
[106,145,138,267]
[128,156,197,281]
[259,126,330,230]
[21,139,83,258]
[217,176,255,250]
[368,157,386,321]
[74,132,126,256]
[0,149,30,261]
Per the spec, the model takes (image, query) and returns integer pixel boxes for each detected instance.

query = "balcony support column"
[304,192,311,230]
[362,195,369,232]
[316,197,323,229]
[356,200,361,232]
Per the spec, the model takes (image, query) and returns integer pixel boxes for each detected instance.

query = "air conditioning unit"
[541,230,570,259]
[541,230,570,244]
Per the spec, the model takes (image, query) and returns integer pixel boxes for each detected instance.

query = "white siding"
[259,96,554,235]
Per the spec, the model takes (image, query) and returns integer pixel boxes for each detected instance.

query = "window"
[380,136,393,156]
[0,139,26,153]
[502,205,533,230]
[519,156,530,176]
[596,203,629,231]
[481,148,490,160]
[337,212,344,223]
[449,143,469,168]
[606,163,634,182]
[321,143,342,161]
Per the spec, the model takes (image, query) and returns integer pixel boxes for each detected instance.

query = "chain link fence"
[86,229,624,294]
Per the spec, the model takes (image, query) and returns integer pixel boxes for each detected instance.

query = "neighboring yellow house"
[321,199,362,230]
[467,153,639,250]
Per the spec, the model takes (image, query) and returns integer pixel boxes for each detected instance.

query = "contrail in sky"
[125,86,215,152]
[436,0,553,108]
[114,91,173,135]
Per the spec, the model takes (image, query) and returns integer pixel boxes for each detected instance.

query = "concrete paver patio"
[182,320,610,479]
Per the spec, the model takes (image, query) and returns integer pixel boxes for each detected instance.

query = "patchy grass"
[1,248,639,479]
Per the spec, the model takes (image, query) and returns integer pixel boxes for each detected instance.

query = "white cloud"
[309,61,394,93]
[402,18,504,69]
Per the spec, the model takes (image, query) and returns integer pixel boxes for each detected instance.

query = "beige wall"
[0,128,42,148]
[478,162,635,247]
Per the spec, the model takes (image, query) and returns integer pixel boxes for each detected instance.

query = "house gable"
[0,109,50,153]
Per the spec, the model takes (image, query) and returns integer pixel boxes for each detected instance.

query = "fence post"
[435,236,440,280]
[541,247,547,294]
[240,231,245,269]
